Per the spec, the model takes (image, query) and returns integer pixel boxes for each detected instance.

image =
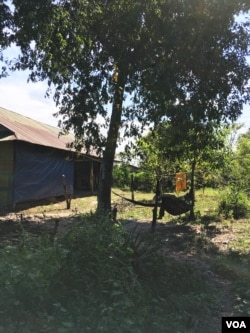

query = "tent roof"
[0,107,99,157]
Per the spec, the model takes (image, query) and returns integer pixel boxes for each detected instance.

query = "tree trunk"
[97,71,126,212]
[189,159,196,221]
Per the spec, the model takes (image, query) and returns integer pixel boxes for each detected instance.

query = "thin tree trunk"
[189,159,196,221]
[97,71,126,212]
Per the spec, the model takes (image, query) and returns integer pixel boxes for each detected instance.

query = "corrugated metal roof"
[0,107,99,157]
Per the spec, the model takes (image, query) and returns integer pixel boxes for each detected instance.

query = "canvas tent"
[0,107,101,208]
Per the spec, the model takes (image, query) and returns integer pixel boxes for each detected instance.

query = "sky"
[0,70,59,127]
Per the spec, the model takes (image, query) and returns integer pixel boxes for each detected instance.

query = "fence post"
[151,179,161,232]
[130,173,135,201]
[62,174,72,209]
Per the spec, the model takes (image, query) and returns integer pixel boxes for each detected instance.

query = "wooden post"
[90,161,94,193]
[131,173,135,201]
[62,174,72,209]
[151,179,161,232]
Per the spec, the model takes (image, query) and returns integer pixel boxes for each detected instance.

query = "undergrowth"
[218,187,249,219]
[0,212,219,333]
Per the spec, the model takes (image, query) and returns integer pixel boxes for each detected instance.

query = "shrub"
[218,187,249,219]
[133,171,154,192]
[112,164,131,189]
[0,235,65,331]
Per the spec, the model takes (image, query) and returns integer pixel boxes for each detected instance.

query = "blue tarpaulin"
[14,142,74,203]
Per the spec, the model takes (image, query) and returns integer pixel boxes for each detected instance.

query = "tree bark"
[97,71,126,212]
[189,159,196,221]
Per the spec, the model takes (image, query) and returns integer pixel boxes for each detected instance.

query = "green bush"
[0,235,66,331]
[133,171,154,192]
[218,187,249,219]
[112,165,156,192]
[112,164,131,189]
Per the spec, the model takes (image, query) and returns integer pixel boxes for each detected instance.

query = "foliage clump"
[112,164,131,189]
[112,165,155,192]
[218,187,249,219]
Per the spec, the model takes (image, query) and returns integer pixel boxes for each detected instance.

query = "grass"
[15,195,98,216]
[0,187,250,332]
[195,187,221,213]
[229,220,250,254]
[15,187,221,220]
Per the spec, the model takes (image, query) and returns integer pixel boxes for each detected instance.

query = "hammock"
[112,191,192,216]
[158,193,191,217]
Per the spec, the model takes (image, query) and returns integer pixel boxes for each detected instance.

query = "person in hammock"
[112,189,193,217]
[158,190,193,218]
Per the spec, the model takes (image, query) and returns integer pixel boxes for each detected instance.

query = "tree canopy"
[0,0,11,46]
[1,0,250,210]
[0,0,12,76]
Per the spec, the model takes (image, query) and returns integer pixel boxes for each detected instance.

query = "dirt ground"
[0,206,237,249]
